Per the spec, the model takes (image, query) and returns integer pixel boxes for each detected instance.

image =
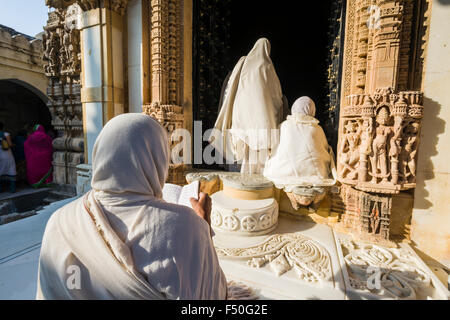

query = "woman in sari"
[36,113,227,300]
[24,124,53,188]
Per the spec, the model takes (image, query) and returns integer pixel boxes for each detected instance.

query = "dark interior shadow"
[413,97,445,210]
[438,0,450,5]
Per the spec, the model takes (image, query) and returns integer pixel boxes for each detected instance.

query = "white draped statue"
[264,97,336,192]
[212,38,284,174]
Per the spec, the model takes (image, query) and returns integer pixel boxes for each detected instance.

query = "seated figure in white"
[264,96,336,208]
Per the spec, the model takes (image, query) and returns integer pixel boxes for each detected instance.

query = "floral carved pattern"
[339,239,432,300]
[216,233,332,283]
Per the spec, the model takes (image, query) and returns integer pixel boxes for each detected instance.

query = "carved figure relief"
[336,0,426,243]
[338,88,423,194]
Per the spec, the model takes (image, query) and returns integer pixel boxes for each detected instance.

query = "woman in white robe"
[264,96,336,191]
[36,113,227,300]
[212,38,284,173]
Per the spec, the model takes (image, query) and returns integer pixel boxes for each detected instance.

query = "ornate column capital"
[46,0,129,15]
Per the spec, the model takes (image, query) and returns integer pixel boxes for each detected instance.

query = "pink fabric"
[24,125,53,185]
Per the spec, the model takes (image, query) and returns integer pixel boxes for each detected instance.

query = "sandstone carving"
[143,0,186,185]
[336,0,425,243]
[44,3,84,187]
[338,88,423,194]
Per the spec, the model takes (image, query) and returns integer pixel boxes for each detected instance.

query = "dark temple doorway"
[0,80,52,182]
[193,0,345,167]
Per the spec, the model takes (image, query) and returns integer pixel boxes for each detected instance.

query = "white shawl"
[37,113,227,300]
[264,97,336,191]
[213,38,283,162]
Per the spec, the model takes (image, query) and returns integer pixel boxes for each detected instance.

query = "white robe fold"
[264,113,336,191]
[212,38,283,163]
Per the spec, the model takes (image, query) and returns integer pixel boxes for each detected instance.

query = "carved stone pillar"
[43,3,84,191]
[143,0,192,185]
[336,0,424,243]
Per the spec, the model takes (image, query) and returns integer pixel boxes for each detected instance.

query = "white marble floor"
[0,197,75,300]
[0,197,448,300]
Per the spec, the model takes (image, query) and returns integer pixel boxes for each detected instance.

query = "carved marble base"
[213,217,346,299]
[213,217,450,300]
[334,234,450,300]
[211,191,278,236]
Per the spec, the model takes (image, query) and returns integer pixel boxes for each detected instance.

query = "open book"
[162,180,200,209]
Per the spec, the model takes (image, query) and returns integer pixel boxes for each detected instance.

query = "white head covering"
[291,96,316,117]
[91,113,169,199]
[264,97,336,189]
[37,114,227,300]
[212,38,283,162]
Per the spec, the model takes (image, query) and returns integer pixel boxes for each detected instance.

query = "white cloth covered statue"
[212,38,284,173]
[36,113,227,300]
[264,97,336,192]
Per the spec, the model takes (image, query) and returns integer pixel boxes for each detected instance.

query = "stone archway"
[0,80,52,136]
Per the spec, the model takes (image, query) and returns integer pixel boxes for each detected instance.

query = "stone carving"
[337,183,393,243]
[216,233,332,283]
[143,0,186,185]
[44,3,84,189]
[339,239,433,300]
[336,1,426,244]
[338,87,423,194]
[285,187,326,209]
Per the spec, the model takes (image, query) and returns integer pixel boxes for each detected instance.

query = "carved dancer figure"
[358,118,373,182]
[339,121,361,180]
[367,202,381,235]
[402,122,419,183]
[211,38,283,174]
[48,32,61,75]
[389,116,405,184]
[370,107,392,183]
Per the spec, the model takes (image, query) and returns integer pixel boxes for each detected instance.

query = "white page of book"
[177,180,199,208]
[162,183,183,205]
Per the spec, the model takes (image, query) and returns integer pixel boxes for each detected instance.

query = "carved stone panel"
[338,87,423,194]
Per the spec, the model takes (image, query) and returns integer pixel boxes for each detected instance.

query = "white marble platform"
[0,196,448,300]
[214,215,450,300]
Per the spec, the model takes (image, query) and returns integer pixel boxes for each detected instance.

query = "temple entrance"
[0,79,52,182]
[193,0,344,168]
[0,80,51,136]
